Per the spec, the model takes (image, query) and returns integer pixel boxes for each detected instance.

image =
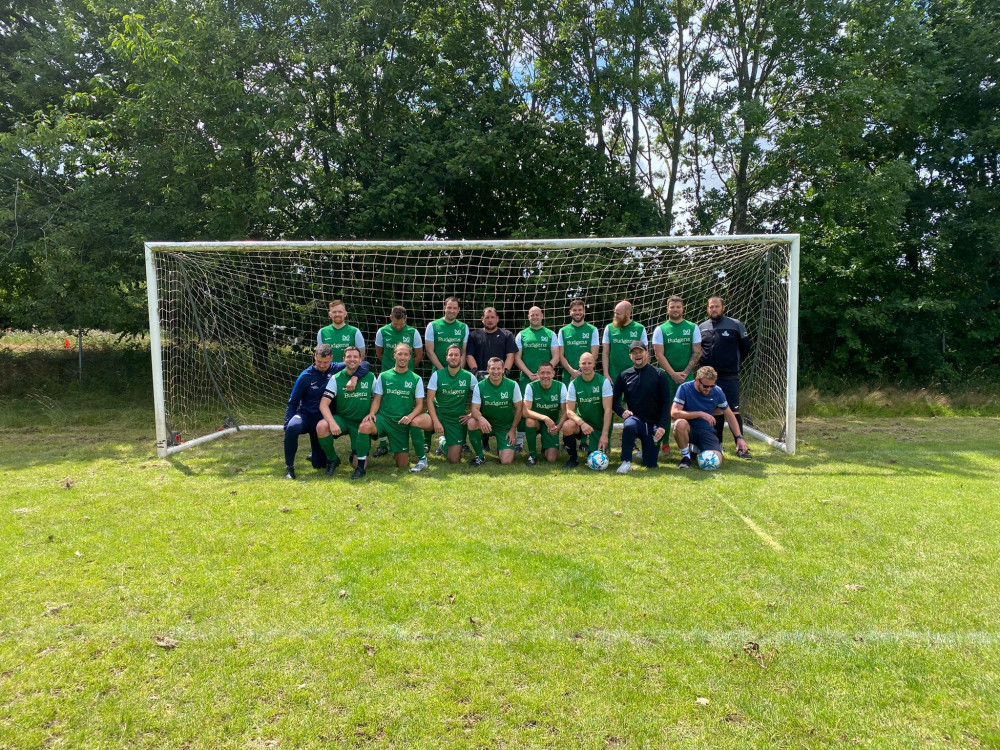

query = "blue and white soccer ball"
[697,450,721,471]
[587,450,610,471]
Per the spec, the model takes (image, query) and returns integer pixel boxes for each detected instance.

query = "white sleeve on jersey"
[414,378,425,399]
[601,325,611,344]
[515,332,523,350]
[374,328,384,347]
[692,326,702,344]
[601,379,614,397]
[424,323,435,342]
[590,328,599,346]
[372,375,383,395]
[462,323,469,344]
[651,326,664,346]
[323,378,338,398]
[355,330,366,349]
[558,382,568,404]
[317,330,323,346]
[427,371,439,391]
[471,383,482,405]
[556,331,565,346]
[524,384,535,403]
[640,327,648,345]
[567,382,577,401]
[512,383,523,403]
[414,330,424,348]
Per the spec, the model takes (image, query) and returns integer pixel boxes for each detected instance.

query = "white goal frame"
[145,235,799,458]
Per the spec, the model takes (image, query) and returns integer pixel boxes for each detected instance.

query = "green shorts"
[536,424,561,451]
[332,414,361,450]
[376,415,412,454]
[482,423,515,452]
[438,413,468,447]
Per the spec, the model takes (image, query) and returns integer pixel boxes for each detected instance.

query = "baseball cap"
[629,341,647,351]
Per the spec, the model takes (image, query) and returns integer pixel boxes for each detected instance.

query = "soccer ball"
[697,450,721,470]
[587,450,610,471]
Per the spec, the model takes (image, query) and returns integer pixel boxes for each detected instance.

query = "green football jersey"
[525,380,565,420]
[375,369,424,422]
[429,367,476,416]
[558,322,598,374]
[657,319,698,373]
[516,326,557,375]
[318,324,362,362]
[569,373,611,427]
[377,323,420,372]
[475,376,520,427]
[330,368,374,422]
[427,318,468,367]
[604,320,646,382]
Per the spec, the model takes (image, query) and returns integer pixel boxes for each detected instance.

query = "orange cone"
[64,337,71,349]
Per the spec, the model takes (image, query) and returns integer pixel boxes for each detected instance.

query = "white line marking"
[718,497,784,552]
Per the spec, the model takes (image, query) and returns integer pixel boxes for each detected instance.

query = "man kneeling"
[467,357,523,466]
[360,343,433,475]
[670,365,748,469]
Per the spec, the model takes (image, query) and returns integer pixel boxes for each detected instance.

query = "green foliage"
[1,0,997,381]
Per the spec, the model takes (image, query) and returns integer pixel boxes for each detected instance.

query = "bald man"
[602,300,648,386]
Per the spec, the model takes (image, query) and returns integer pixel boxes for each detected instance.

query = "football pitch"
[2,414,999,749]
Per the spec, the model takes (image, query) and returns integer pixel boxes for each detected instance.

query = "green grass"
[3,401,1000,748]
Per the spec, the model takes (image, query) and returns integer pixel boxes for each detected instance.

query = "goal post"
[144,235,799,458]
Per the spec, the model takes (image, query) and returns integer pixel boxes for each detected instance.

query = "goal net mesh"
[150,239,793,449]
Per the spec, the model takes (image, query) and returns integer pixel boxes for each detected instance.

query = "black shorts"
[716,374,741,413]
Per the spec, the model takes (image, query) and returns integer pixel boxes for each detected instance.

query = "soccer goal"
[145,236,799,457]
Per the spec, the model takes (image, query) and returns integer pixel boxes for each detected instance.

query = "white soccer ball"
[587,450,610,471]
[697,450,721,471]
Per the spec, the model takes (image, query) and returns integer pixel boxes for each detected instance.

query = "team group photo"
[4,0,997,744]
[283,293,753,480]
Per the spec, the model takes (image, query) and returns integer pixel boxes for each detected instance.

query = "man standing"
[359,343,433,474]
[671,365,748,469]
[426,344,478,464]
[652,294,702,438]
[699,296,752,459]
[612,342,670,474]
[467,307,517,379]
[522,361,567,465]
[374,305,423,373]
[557,297,600,385]
[283,344,370,479]
[513,306,558,450]
[602,300,647,385]
[468,357,523,466]
[317,300,366,362]
[563,352,613,468]
[424,297,469,372]
[317,346,375,479]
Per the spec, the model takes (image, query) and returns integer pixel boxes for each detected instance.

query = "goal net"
[145,236,799,457]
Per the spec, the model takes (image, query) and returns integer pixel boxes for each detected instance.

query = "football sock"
[715,420,725,445]
[411,426,427,460]
[565,435,579,461]
[356,433,371,458]
[525,426,537,457]
[318,434,338,461]
[468,428,486,459]
[681,446,691,458]
[356,457,367,469]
